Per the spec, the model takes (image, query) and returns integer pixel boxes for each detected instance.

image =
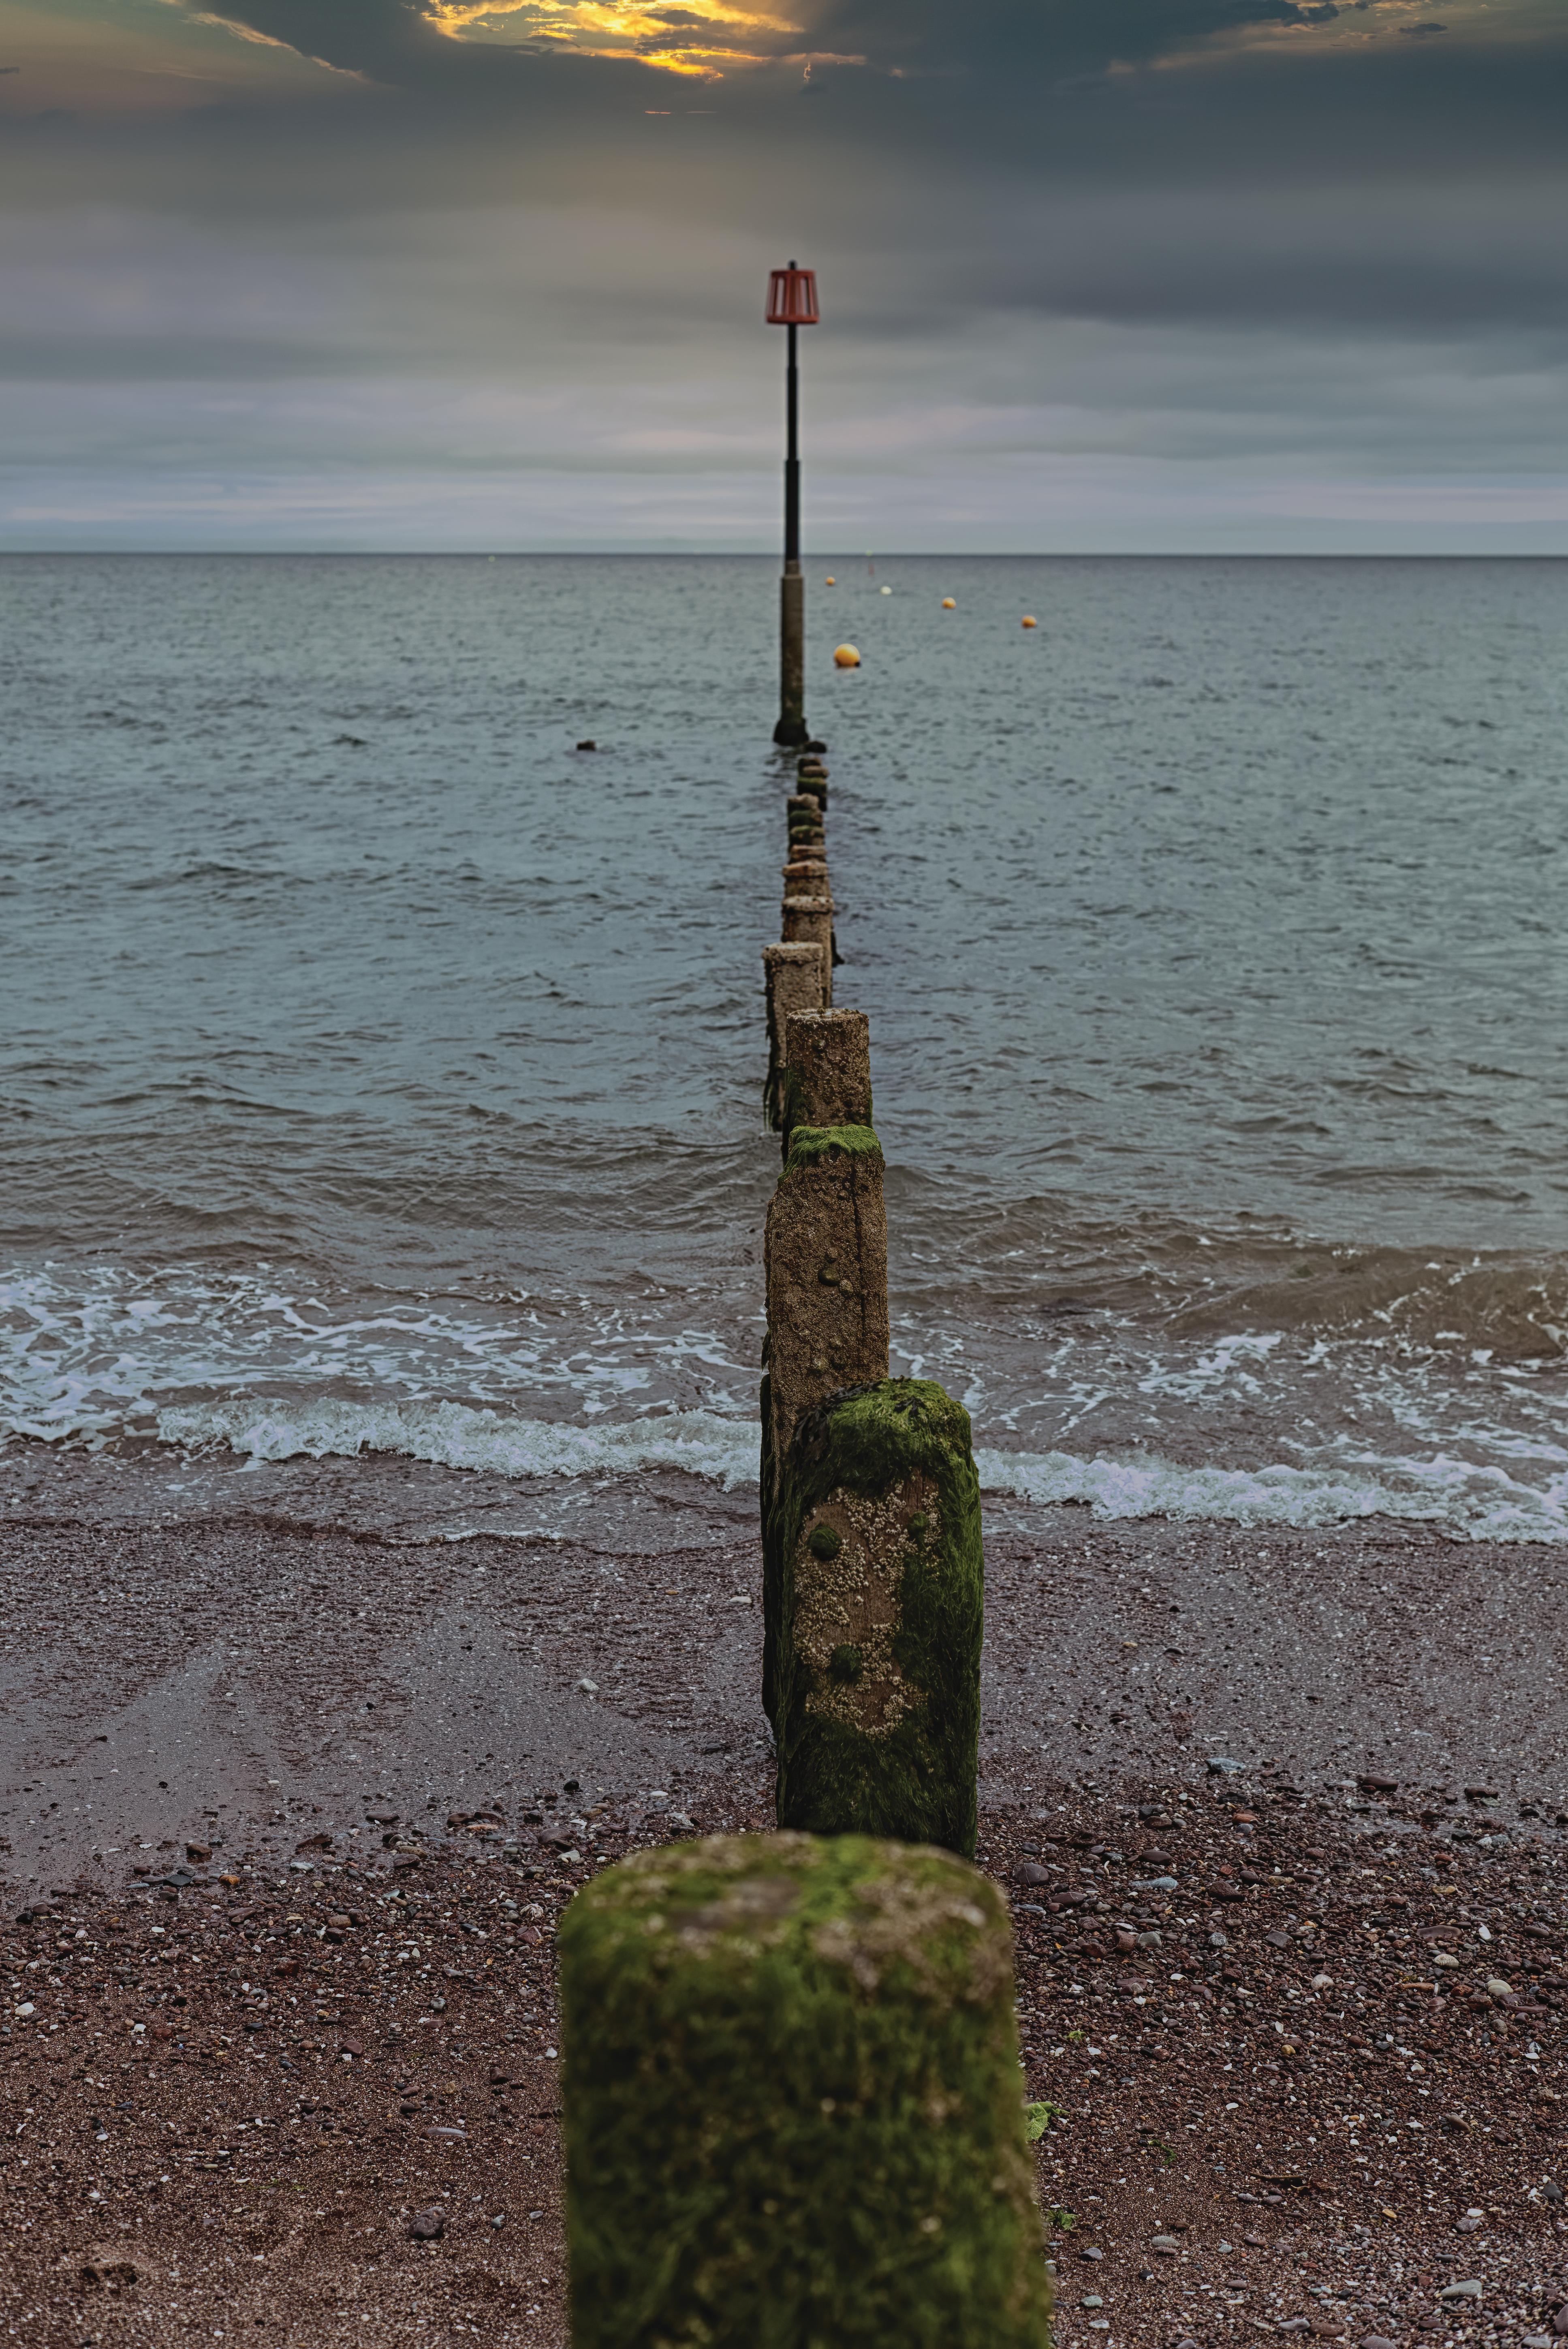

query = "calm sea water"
[2,554,1565,1539]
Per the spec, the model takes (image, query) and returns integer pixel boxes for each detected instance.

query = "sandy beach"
[2,1465,1565,2342]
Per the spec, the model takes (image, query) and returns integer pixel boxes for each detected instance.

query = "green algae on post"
[559,1831,1049,2349]
[767,1378,983,1859]
[778,1006,872,1161]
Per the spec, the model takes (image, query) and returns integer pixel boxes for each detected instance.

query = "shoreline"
[2,1463,1566,2342]
[3,1462,1564,1901]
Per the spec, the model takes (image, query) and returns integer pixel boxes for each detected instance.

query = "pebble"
[407,2206,445,2241]
[1150,2235,1180,2255]
[1440,2280,1483,2300]
[1360,2337,1399,2349]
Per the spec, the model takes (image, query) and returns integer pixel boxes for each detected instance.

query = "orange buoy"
[1021,615,1038,629]
[941,597,956,609]
[825,575,836,585]
[833,643,861,668]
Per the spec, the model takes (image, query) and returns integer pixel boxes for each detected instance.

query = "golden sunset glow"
[421,0,807,73]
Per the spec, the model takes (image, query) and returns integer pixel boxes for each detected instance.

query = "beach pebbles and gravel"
[2,1475,1567,2343]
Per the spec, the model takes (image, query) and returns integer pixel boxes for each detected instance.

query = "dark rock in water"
[576,739,597,751]
[804,738,827,753]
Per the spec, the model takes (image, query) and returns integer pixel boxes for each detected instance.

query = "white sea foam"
[143,1395,1568,1543]
[7,1261,1565,1541]
[972,1444,1568,1545]
[156,1397,763,1491]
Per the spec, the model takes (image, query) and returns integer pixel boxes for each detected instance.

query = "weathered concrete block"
[560,1830,1049,2349]
[780,1007,871,1152]
[763,1124,888,1474]
[767,1378,983,1857]
[780,899,833,1004]
[761,943,827,1129]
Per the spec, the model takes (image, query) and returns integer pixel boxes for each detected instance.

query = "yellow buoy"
[1021,615,1038,629]
[833,643,861,668]
[941,597,956,609]
[825,575,835,585]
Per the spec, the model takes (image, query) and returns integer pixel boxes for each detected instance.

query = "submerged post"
[767,261,819,749]
[780,898,833,1004]
[761,942,827,1128]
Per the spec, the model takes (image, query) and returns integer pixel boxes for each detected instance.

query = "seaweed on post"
[766,1376,984,1859]
[560,1831,1050,2349]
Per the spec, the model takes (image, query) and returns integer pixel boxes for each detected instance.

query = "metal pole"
[774,285,807,746]
[785,320,800,567]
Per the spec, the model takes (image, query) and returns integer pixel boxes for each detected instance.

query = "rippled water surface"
[3,554,1564,1537]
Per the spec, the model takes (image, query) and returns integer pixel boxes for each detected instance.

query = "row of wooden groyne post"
[554,748,1051,2348]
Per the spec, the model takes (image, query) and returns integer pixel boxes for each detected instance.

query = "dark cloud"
[3,0,1566,549]
[182,0,1365,88]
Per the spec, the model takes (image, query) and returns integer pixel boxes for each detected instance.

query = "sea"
[2,553,1565,1545]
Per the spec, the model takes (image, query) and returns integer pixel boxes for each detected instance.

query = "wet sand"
[2,1460,1566,2343]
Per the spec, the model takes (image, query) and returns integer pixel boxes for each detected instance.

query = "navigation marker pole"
[767,261,819,748]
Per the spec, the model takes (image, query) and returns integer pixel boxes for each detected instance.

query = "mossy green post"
[560,1831,1050,2349]
[766,1377,983,1859]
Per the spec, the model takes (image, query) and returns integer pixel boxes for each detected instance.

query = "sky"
[2,0,1566,550]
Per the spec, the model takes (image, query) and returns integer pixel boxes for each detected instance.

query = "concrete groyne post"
[763,1121,888,1478]
[762,1012,983,1859]
[786,791,825,834]
[769,1378,985,1859]
[779,898,833,1006]
[560,1830,1049,2349]
[778,1007,871,1153]
[761,1113,889,1733]
[761,943,827,1130]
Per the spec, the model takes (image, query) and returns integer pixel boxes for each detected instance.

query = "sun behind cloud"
[421,0,811,75]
